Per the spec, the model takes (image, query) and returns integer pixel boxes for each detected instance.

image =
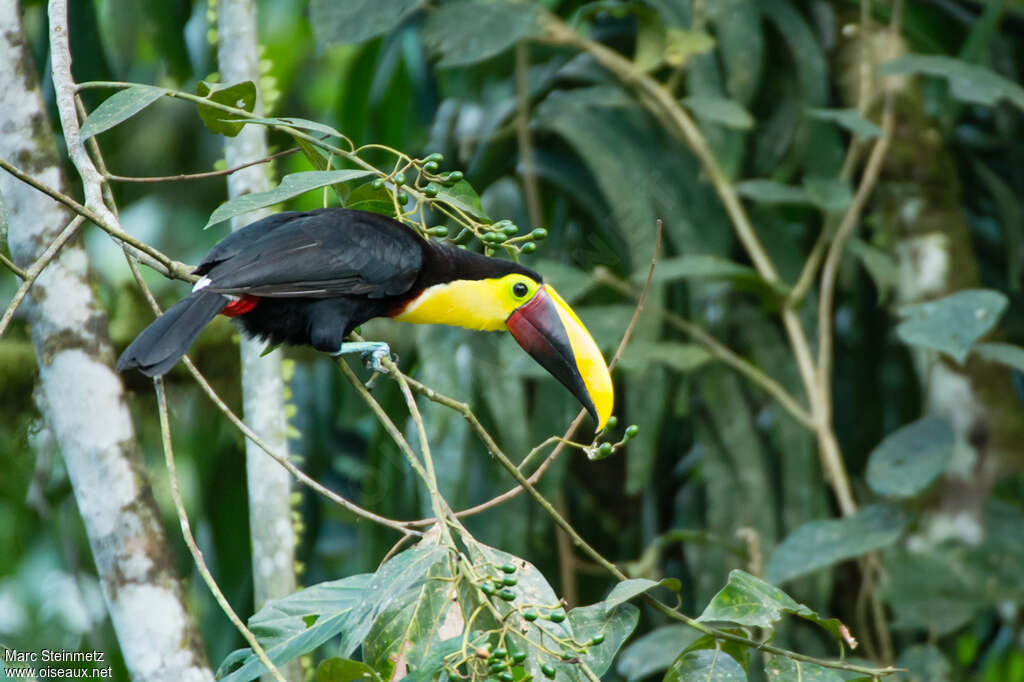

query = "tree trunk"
[1,3,213,680]
[215,2,300,676]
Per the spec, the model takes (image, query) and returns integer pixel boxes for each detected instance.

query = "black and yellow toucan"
[116,208,614,428]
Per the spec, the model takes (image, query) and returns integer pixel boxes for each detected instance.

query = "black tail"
[116,290,228,376]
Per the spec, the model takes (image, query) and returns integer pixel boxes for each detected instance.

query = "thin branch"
[0,215,84,338]
[514,41,542,229]
[0,157,194,281]
[104,147,299,183]
[123,255,419,536]
[154,377,286,682]
[0,251,26,279]
[593,270,815,429]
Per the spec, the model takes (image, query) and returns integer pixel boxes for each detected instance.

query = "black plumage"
[117,208,540,375]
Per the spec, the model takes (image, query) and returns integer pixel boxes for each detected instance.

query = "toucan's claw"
[333,341,395,374]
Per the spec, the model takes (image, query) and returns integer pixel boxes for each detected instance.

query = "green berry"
[541,664,556,678]
[423,161,439,172]
[547,610,566,623]
[424,183,439,197]
[501,576,518,586]
[593,442,613,460]
[397,191,409,206]
[624,424,639,439]
[492,649,507,660]
[498,588,516,601]
[522,609,538,622]
[499,672,514,682]
[521,242,536,254]
[530,228,548,240]
[428,226,448,237]
[590,634,605,645]
[481,583,496,596]
[489,662,505,673]
[445,170,464,183]
[501,563,517,574]
[503,223,519,235]
[393,171,406,186]
[512,651,527,664]
[425,152,444,164]
[371,178,385,190]
[605,416,618,430]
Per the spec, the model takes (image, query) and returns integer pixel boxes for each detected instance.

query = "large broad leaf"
[807,108,882,139]
[316,658,381,682]
[309,0,419,50]
[764,658,844,682]
[896,645,951,682]
[764,505,907,584]
[895,289,1008,363]
[697,570,846,643]
[602,578,681,612]
[735,179,810,205]
[664,649,746,682]
[205,170,376,228]
[616,625,702,681]
[79,85,164,140]
[224,116,347,141]
[423,1,538,67]
[880,55,1024,112]
[195,80,256,137]
[568,602,640,677]
[220,544,448,682]
[865,416,954,499]
[802,176,852,213]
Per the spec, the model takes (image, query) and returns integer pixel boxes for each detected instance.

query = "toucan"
[116,208,614,428]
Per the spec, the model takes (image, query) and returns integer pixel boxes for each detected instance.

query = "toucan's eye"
[513,282,529,298]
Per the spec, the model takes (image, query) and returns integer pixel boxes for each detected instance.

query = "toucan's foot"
[332,341,395,375]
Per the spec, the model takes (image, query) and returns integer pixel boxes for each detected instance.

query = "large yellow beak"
[505,284,614,429]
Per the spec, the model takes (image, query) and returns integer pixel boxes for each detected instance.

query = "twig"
[104,147,299,183]
[0,158,194,282]
[594,270,815,429]
[0,216,84,338]
[154,377,286,682]
[514,42,543,229]
[0,252,25,279]
[123,255,419,536]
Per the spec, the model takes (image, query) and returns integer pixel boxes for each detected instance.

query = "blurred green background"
[3,1,1024,680]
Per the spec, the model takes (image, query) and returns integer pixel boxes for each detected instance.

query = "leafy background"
[3,0,1024,681]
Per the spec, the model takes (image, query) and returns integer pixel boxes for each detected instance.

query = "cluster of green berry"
[588,416,640,461]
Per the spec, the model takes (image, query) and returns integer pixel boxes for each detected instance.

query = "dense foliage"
[4,1,1024,681]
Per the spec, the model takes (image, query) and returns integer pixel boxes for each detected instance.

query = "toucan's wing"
[197,208,424,299]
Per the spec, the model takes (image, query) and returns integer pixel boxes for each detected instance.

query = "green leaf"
[423,1,538,67]
[802,176,852,213]
[735,179,809,205]
[764,658,844,682]
[895,289,1009,363]
[697,570,846,643]
[643,254,789,299]
[79,85,164,140]
[973,341,1024,372]
[534,260,595,304]
[602,578,681,612]
[764,505,907,584]
[847,238,898,303]
[664,649,746,682]
[205,170,376,228]
[896,645,951,682]
[220,544,448,682]
[683,96,755,130]
[195,80,257,137]
[880,54,1024,112]
[617,625,702,681]
[807,108,882,139]
[866,416,954,499]
[568,602,640,676]
[620,342,712,374]
[433,179,490,221]
[664,28,716,67]
[316,658,381,682]
[706,0,763,105]
[224,116,347,141]
[309,0,419,50]
[633,5,668,71]
[345,181,398,217]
